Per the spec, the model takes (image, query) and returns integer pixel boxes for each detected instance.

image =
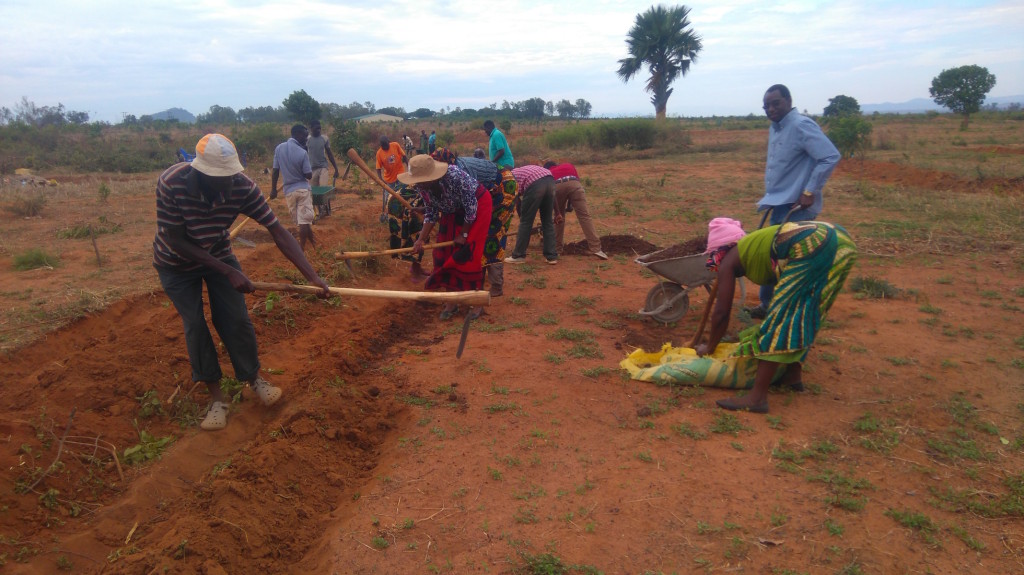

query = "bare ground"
[1,126,1023,574]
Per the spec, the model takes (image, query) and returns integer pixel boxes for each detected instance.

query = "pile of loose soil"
[642,235,707,260]
[562,234,659,256]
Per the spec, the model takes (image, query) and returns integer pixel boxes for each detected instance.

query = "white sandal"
[201,401,229,431]
[251,377,282,406]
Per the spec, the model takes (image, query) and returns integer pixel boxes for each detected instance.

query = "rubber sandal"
[439,305,459,320]
[200,401,229,431]
[251,376,282,406]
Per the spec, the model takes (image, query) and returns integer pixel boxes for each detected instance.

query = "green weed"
[484,402,520,413]
[672,422,707,440]
[884,508,941,546]
[538,313,558,325]
[581,366,611,378]
[12,248,60,271]
[122,430,174,465]
[848,276,900,299]
[709,412,750,436]
[824,518,844,537]
[548,328,595,342]
[949,524,985,551]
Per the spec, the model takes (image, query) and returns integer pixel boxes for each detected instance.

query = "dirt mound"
[640,236,707,260]
[562,234,658,256]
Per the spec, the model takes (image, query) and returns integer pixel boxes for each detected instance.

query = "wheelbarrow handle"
[690,279,718,348]
[758,204,804,229]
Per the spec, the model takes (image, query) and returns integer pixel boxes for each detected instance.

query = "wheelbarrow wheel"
[644,282,689,324]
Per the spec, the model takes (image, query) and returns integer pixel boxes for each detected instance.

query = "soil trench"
[0,243,440,573]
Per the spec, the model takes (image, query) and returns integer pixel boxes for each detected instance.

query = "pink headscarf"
[704,217,746,254]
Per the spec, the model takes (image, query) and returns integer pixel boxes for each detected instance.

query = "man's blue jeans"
[758,204,818,308]
[156,256,260,384]
[511,176,558,261]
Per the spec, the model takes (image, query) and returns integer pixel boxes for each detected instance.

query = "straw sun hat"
[191,133,244,177]
[397,155,448,185]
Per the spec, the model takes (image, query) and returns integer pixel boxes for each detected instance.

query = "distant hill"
[149,107,195,123]
[862,95,1023,114]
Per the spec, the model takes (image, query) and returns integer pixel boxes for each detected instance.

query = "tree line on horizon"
[0,92,594,130]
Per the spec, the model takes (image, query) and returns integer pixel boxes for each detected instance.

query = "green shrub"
[13,248,60,271]
[827,116,873,159]
[231,123,286,164]
[545,119,658,150]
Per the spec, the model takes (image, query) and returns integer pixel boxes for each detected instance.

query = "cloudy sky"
[2,0,1021,123]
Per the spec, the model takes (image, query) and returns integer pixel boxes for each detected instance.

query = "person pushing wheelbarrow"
[695,217,857,413]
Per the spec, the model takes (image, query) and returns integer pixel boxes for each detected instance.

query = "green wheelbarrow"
[311,180,337,221]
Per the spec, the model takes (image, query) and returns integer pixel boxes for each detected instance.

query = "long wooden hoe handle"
[250,281,490,307]
[229,216,251,239]
[334,241,455,260]
[346,148,416,212]
[689,279,718,348]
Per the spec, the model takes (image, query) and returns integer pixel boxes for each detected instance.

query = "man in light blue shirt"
[751,84,840,317]
[484,119,514,169]
[271,124,316,250]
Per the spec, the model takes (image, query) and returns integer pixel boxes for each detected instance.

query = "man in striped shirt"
[505,164,558,265]
[154,134,329,431]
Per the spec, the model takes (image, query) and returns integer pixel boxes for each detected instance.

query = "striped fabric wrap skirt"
[482,168,518,265]
[737,221,857,363]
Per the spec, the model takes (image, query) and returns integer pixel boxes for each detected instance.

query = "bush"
[545,119,658,151]
[231,123,286,165]
[327,118,362,158]
[827,116,873,159]
[438,130,456,147]
[2,191,47,217]
[13,248,60,271]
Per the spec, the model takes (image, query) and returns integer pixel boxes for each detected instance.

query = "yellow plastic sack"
[620,342,783,390]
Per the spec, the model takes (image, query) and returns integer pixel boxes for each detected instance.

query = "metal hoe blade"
[456,314,472,359]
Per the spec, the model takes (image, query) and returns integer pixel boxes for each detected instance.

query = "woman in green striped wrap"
[696,218,857,413]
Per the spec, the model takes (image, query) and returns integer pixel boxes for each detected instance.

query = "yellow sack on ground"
[620,343,783,390]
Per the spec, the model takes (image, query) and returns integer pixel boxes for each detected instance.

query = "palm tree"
[617,5,703,120]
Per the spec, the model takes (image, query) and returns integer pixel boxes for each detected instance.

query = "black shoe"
[746,305,768,319]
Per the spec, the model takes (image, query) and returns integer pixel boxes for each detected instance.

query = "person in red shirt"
[543,162,607,260]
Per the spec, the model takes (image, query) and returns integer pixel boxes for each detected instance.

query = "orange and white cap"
[191,133,244,177]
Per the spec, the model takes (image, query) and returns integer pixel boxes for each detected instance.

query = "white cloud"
[1,0,1021,122]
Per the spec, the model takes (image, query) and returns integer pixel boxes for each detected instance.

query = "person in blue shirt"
[483,120,514,169]
[428,130,437,153]
[750,84,840,318]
